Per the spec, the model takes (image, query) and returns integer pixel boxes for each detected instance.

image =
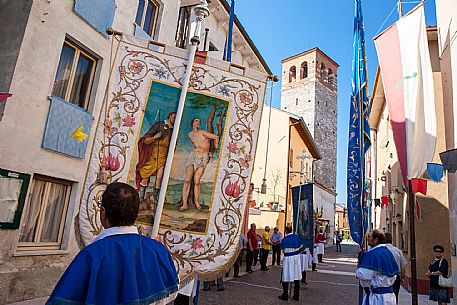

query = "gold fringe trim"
[74,213,86,249]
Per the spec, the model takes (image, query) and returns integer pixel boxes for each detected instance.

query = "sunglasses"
[434,250,443,253]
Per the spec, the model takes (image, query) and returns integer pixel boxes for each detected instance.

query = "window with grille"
[52,40,96,110]
[135,0,159,37]
[17,175,72,251]
[175,5,193,48]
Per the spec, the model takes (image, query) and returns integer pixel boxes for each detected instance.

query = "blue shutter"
[74,0,117,37]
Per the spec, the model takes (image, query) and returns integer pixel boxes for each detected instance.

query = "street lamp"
[293,149,312,230]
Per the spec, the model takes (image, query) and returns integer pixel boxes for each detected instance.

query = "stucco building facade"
[436,1,457,302]
[249,106,320,235]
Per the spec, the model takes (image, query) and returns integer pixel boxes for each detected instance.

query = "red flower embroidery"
[225,181,241,198]
[122,114,136,127]
[227,142,239,153]
[129,61,144,75]
[191,238,204,250]
[102,153,120,171]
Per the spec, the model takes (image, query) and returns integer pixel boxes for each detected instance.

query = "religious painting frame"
[127,80,230,235]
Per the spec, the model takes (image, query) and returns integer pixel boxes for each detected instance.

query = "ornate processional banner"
[291,183,314,251]
[77,34,268,282]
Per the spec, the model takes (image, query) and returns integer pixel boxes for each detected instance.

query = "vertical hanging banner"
[77,34,268,282]
[347,0,371,245]
[291,183,314,250]
[374,4,436,185]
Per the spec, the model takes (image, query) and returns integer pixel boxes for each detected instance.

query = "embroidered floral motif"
[227,142,239,154]
[122,114,136,127]
[128,60,145,75]
[153,67,168,79]
[191,238,204,250]
[239,92,252,104]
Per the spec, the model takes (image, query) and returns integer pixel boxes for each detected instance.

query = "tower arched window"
[320,63,327,82]
[289,66,296,83]
[301,62,308,79]
[328,68,334,87]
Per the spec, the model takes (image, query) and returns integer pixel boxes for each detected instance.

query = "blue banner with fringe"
[347,0,371,245]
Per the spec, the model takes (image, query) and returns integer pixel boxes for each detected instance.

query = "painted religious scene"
[292,183,314,249]
[129,81,229,234]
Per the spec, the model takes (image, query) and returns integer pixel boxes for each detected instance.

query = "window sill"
[13,249,69,257]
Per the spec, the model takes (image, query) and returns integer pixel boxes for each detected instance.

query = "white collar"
[369,244,383,251]
[92,226,138,244]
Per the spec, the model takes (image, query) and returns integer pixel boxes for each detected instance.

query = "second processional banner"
[77,34,268,282]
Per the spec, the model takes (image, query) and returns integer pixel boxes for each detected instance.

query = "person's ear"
[100,206,110,228]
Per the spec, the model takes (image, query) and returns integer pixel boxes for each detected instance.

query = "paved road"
[199,244,359,305]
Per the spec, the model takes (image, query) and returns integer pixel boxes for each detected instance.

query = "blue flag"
[347,0,371,245]
[42,96,93,159]
[427,163,444,182]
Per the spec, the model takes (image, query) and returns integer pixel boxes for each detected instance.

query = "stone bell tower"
[280,48,338,193]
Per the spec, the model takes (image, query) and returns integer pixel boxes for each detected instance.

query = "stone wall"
[313,81,337,191]
[281,82,316,135]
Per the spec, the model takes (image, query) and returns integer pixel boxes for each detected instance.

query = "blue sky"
[234,0,437,204]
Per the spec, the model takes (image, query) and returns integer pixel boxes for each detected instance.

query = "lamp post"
[293,149,312,230]
[152,1,210,239]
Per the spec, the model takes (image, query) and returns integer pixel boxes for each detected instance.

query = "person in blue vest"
[356,229,399,305]
[278,226,303,301]
[46,182,179,305]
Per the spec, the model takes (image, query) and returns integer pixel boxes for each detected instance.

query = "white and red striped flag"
[374,5,436,185]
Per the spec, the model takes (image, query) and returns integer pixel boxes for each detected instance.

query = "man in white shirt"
[383,233,407,304]
[356,229,399,305]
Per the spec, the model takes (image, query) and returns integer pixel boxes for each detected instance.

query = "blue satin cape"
[46,234,179,305]
[358,246,400,277]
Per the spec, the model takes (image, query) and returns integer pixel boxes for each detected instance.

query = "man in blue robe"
[278,226,303,301]
[356,229,399,305]
[46,182,179,305]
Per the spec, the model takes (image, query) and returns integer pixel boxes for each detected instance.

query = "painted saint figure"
[180,118,219,211]
[136,112,176,200]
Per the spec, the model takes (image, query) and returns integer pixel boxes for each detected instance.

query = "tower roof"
[281,47,339,68]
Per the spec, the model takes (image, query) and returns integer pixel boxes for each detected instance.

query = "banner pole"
[408,179,418,305]
[151,1,210,239]
[398,0,403,18]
